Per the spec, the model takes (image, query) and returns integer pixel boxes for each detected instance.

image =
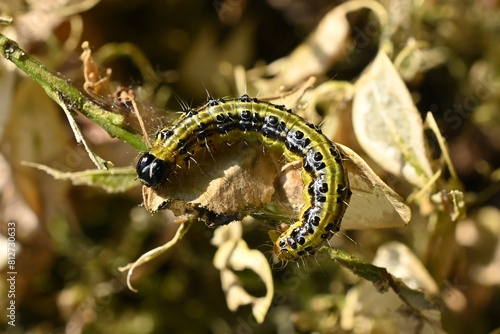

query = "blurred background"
[1,0,500,333]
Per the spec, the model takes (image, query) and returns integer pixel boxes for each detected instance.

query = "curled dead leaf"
[143,142,279,218]
[212,223,274,323]
[80,41,112,97]
[119,220,193,292]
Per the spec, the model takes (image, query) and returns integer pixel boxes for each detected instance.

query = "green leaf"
[22,162,138,193]
[323,246,437,307]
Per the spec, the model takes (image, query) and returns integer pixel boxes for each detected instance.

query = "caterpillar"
[136,94,351,261]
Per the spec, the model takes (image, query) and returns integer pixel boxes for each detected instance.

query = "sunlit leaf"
[353,51,434,187]
[339,144,411,229]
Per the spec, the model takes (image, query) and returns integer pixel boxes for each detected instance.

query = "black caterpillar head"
[136,152,171,187]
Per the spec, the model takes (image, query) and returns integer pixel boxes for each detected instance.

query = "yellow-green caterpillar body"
[136,95,351,261]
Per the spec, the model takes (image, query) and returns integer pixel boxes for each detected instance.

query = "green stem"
[0,33,148,152]
[323,247,436,312]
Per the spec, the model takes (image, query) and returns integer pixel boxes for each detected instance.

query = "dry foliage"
[0,1,499,333]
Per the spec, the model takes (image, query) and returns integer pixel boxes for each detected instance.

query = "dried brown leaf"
[80,41,112,97]
[143,143,279,217]
[212,223,274,323]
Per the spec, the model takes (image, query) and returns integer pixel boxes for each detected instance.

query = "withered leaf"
[212,223,274,324]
